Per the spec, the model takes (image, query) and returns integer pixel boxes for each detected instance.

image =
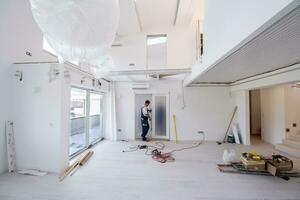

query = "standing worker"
[141,100,152,141]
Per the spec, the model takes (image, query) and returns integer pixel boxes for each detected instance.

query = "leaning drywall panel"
[0,63,11,174]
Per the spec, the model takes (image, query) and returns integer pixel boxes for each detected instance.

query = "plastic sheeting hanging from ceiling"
[30,0,120,76]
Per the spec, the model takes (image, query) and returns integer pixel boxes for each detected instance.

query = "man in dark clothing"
[141,100,151,141]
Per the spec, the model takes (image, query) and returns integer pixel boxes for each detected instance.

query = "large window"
[147,35,167,68]
[69,88,104,157]
[89,93,104,144]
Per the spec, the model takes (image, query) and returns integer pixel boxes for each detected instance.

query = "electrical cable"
[144,142,165,155]
[122,145,139,153]
[166,132,205,154]
[122,133,205,156]
[122,142,165,154]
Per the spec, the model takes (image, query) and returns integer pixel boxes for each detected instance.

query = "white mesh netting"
[30,0,119,77]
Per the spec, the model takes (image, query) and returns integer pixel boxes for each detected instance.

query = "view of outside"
[89,93,104,144]
[69,88,104,156]
[70,88,87,156]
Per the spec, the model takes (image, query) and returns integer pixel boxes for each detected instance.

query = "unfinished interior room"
[1,0,300,199]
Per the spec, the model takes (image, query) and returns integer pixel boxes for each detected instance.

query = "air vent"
[131,83,150,89]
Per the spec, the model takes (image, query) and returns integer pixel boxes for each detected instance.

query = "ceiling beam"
[133,0,143,31]
[173,0,180,25]
[109,68,191,76]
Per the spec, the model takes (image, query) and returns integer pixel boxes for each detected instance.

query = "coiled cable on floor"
[122,133,205,155]
[122,142,165,154]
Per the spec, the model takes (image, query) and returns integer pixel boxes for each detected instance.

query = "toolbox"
[266,154,293,175]
[241,152,266,171]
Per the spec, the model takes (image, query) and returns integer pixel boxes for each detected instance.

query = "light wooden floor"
[1,139,300,200]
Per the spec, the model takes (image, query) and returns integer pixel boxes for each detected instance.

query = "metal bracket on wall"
[14,70,23,81]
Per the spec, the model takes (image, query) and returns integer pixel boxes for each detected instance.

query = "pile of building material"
[59,150,94,181]
[218,152,300,180]
[217,106,241,145]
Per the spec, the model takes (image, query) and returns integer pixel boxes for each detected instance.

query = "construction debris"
[18,169,47,176]
[217,163,300,180]
[266,154,293,176]
[217,106,238,145]
[222,149,238,164]
[218,152,299,181]
[241,152,265,171]
[59,150,94,181]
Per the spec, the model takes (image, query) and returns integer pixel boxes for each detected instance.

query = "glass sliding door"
[70,88,87,156]
[152,94,169,139]
[89,93,104,144]
[69,88,105,157]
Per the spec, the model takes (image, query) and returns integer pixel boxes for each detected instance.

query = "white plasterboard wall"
[10,63,65,173]
[0,0,59,173]
[115,81,234,141]
[284,84,300,136]
[260,86,286,144]
[109,26,196,71]
[0,0,112,172]
[8,63,110,173]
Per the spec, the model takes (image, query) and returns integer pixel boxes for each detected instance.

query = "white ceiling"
[111,0,198,81]
[135,0,178,32]
[192,5,300,84]
[117,0,141,35]
[0,0,57,64]
[176,0,197,26]
[117,0,197,35]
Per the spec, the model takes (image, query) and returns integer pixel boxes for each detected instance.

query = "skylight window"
[43,37,57,56]
[147,35,167,46]
[147,35,167,67]
[43,37,79,66]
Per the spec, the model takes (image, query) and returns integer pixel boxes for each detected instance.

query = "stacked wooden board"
[59,150,94,181]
